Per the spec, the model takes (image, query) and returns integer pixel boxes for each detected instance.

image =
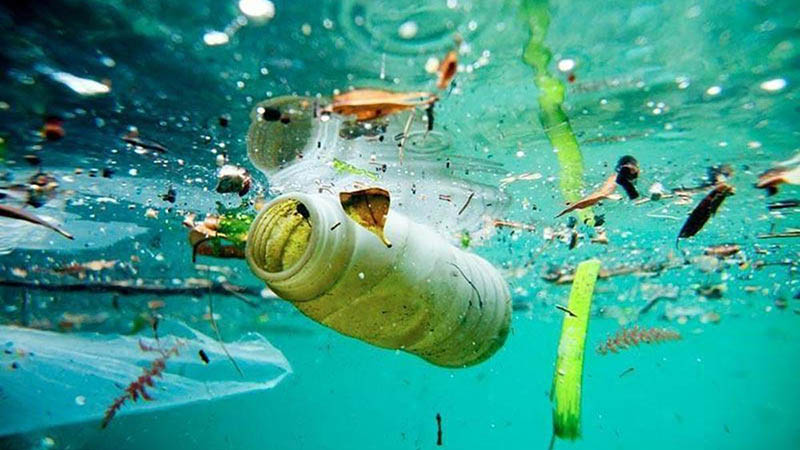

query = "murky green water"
[1,0,798,449]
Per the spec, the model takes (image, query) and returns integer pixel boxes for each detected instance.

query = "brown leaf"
[437,51,458,90]
[556,173,618,218]
[329,89,437,121]
[678,182,735,239]
[339,187,392,247]
[755,166,800,195]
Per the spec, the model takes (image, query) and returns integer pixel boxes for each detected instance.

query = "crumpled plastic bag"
[0,323,291,436]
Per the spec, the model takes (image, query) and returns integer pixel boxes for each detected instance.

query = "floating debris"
[757,228,800,239]
[44,69,110,96]
[332,158,378,181]
[198,349,210,364]
[339,187,391,247]
[596,326,681,355]
[756,165,800,195]
[41,116,65,141]
[122,130,168,153]
[457,192,475,216]
[677,182,735,240]
[555,304,577,318]
[0,204,73,239]
[215,165,252,196]
[436,413,443,446]
[499,172,542,188]
[697,283,727,299]
[52,259,117,278]
[436,50,458,90]
[327,89,437,121]
[160,186,176,203]
[767,200,800,210]
[614,155,640,200]
[618,367,635,378]
[704,244,740,257]
[556,173,617,218]
[493,219,536,232]
[102,338,183,428]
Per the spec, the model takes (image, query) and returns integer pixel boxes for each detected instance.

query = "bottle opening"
[252,198,313,274]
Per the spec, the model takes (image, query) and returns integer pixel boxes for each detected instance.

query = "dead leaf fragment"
[678,182,735,239]
[437,51,458,90]
[556,173,618,217]
[340,187,392,247]
[328,89,437,121]
[755,165,800,195]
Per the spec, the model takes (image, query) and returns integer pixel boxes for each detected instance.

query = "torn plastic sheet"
[0,323,291,436]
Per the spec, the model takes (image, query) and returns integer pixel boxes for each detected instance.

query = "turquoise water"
[1,0,799,449]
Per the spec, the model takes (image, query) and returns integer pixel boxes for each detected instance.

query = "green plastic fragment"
[521,0,594,225]
[214,202,255,249]
[460,230,471,248]
[332,158,379,181]
[551,258,601,440]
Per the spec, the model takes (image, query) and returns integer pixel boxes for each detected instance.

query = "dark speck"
[262,107,282,122]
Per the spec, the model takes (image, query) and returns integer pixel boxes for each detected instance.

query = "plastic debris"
[0,322,290,436]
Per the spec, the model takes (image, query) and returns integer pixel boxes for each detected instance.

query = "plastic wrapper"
[0,323,291,436]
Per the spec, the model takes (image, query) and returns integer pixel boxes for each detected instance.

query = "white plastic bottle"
[246,192,512,367]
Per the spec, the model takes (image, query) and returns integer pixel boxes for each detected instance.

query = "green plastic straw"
[521,0,594,225]
[551,258,601,440]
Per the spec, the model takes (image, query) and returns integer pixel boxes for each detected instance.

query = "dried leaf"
[556,173,618,218]
[436,51,458,90]
[329,89,437,121]
[339,187,392,247]
[678,182,735,239]
[755,165,800,195]
[0,204,73,239]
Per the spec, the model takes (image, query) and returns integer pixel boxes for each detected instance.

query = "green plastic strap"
[552,258,601,440]
[521,0,594,225]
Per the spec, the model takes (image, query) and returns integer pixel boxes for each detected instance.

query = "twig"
[555,304,577,318]
[398,109,416,164]
[207,291,244,377]
[0,278,262,301]
[492,219,535,232]
[458,192,475,216]
[757,230,800,239]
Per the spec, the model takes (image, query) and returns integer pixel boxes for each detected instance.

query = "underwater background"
[1,0,799,449]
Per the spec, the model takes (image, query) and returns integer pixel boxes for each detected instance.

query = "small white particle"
[424,57,440,74]
[398,21,418,39]
[238,0,275,20]
[759,78,787,92]
[75,395,86,406]
[203,31,229,46]
[128,168,138,176]
[706,85,722,96]
[301,23,312,36]
[358,272,365,280]
[557,58,575,72]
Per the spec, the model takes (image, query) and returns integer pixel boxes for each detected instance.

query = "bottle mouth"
[246,196,315,281]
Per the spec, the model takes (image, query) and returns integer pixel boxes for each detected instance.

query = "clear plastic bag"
[0,322,291,436]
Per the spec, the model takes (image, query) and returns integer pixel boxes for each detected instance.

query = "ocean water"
[1,0,799,449]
